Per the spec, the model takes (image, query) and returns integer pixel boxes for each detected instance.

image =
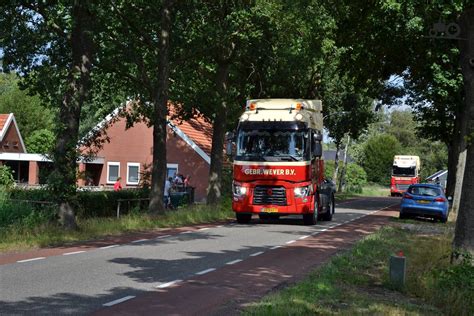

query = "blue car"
[400,184,449,222]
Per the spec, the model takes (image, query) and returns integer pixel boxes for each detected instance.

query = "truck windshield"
[392,166,416,176]
[235,129,309,162]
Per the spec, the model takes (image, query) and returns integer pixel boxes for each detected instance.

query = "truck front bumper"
[232,199,313,215]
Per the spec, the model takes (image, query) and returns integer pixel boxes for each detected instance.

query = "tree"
[453,7,474,261]
[1,2,96,229]
[171,0,272,205]
[95,1,176,213]
[359,134,402,184]
[25,129,55,154]
[0,73,54,140]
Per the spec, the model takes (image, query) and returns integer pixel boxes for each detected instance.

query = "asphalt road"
[0,197,398,315]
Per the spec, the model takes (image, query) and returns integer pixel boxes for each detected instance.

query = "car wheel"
[321,195,334,221]
[236,213,252,224]
[440,216,447,223]
[399,212,408,219]
[303,198,319,225]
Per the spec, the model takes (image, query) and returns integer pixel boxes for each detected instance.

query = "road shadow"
[0,287,148,315]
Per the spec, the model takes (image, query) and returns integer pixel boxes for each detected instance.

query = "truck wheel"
[236,213,252,224]
[303,199,319,225]
[322,195,334,221]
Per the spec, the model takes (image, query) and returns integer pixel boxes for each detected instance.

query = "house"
[0,113,47,184]
[426,170,448,189]
[78,105,213,201]
[0,107,214,202]
[323,150,353,163]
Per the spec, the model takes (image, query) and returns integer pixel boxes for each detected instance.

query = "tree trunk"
[338,135,350,193]
[332,143,340,187]
[453,7,474,261]
[149,0,174,214]
[446,98,467,216]
[207,62,230,205]
[52,1,94,230]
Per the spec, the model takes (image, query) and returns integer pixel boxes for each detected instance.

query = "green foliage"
[9,188,150,218]
[0,166,14,188]
[324,160,335,180]
[344,163,367,193]
[25,129,55,154]
[359,134,402,184]
[0,190,56,229]
[0,73,54,140]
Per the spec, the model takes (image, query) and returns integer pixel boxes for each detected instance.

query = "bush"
[344,163,367,193]
[9,187,150,218]
[359,134,402,184]
[0,190,56,228]
[0,166,14,188]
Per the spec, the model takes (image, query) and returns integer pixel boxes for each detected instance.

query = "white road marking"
[62,251,86,256]
[250,251,264,257]
[156,235,171,239]
[103,296,136,307]
[156,280,182,289]
[286,240,296,244]
[131,239,149,243]
[100,245,119,249]
[226,259,243,265]
[195,268,216,275]
[270,246,282,250]
[180,231,192,234]
[216,225,224,228]
[17,257,45,263]
[298,235,310,240]
[198,227,210,231]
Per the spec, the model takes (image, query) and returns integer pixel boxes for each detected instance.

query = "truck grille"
[253,186,287,205]
[396,184,410,191]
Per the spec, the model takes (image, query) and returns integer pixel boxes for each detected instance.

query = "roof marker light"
[249,103,257,111]
[295,103,303,110]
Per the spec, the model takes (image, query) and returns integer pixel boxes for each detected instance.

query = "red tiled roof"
[0,114,10,131]
[170,111,213,156]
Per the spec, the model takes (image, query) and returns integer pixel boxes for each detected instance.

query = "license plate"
[260,207,278,213]
[417,200,430,204]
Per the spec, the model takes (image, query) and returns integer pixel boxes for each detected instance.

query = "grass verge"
[336,184,390,201]
[0,199,233,253]
[245,221,473,315]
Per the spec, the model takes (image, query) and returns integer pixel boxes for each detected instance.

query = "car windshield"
[392,166,416,176]
[236,129,309,162]
[408,186,441,197]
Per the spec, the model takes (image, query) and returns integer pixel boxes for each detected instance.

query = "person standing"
[184,175,191,187]
[114,177,122,191]
[164,177,172,208]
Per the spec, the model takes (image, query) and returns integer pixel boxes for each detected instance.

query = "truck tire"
[303,199,319,225]
[236,213,252,224]
[321,194,334,221]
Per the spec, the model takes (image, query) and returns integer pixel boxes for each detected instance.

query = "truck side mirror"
[225,132,234,156]
[313,142,322,158]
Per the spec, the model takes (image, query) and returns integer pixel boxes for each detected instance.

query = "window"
[127,163,140,185]
[166,163,178,180]
[107,162,120,184]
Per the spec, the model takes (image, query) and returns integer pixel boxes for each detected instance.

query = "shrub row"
[9,188,150,218]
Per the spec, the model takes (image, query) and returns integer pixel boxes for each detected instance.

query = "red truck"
[226,99,335,225]
[390,155,421,196]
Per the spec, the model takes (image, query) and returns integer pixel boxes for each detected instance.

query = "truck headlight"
[232,182,248,197]
[294,185,312,198]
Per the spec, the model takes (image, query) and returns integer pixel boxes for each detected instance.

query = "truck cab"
[228,99,335,225]
[390,155,421,196]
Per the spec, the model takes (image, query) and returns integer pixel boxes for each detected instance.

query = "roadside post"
[390,250,406,288]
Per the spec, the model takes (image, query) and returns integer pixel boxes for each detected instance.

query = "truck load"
[226,99,335,225]
[390,155,420,196]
